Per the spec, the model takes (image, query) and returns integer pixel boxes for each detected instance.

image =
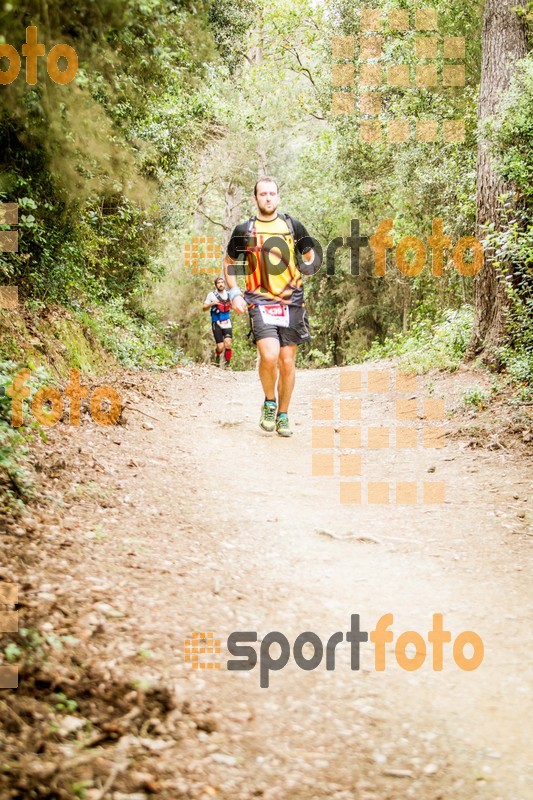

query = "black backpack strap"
[243,219,255,344]
[244,217,256,252]
[283,212,296,240]
[246,312,256,346]
[283,213,303,266]
[233,217,255,277]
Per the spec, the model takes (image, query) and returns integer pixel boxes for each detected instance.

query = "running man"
[223,177,321,436]
[203,275,233,368]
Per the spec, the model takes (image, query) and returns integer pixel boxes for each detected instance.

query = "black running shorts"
[212,322,233,344]
[249,305,311,346]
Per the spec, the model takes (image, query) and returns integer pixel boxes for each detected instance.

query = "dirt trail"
[6,363,533,800]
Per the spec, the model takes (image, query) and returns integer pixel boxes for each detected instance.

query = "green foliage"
[311,0,482,358]
[208,0,256,72]
[72,783,91,800]
[0,0,530,430]
[149,267,257,370]
[366,305,475,372]
[462,386,489,409]
[0,414,29,505]
[0,141,86,304]
[4,643,22,663]
[0,361,36,512]
[52,692,78,714]
[489,211,533,385]
[488,54,533,205]
[227,313,257,371]
[498,334,533,385]
[485,55,533,384]
[76,299,183,369]
[14,628,45,662]
[0,0,222,310]
[77,197,163,302]
[148,0,488,372]
[5,628,79,674]
[0,2,249,508]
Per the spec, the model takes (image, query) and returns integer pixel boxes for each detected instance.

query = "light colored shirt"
[204,289,229,305]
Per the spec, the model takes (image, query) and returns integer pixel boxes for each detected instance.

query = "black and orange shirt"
[226,214,315,307]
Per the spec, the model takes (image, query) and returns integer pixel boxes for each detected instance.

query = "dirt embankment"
[0,363,531,800]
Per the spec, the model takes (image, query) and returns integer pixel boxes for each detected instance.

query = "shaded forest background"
[0,0,531,501]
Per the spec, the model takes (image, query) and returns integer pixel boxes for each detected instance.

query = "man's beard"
[256,200,278,217]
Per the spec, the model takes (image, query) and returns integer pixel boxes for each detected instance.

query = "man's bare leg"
[214,341,224,365]
[277,344,297,413]
[257,337,280,401]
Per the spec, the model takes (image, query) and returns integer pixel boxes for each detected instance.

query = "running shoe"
[276,413,293,437]
[259,401,277,432]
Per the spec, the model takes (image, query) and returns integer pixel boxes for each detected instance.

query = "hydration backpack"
[213,290,231,312]
[244,214,303,267]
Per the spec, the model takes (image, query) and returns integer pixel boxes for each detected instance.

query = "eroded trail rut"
[16,364,532,800]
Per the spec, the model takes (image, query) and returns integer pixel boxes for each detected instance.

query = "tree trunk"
[193,155,208,234]
[248,9,269,177]
[469,0,529,361]
[223,181,242,250]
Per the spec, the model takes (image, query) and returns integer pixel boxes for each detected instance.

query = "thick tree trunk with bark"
[469,0,529,361]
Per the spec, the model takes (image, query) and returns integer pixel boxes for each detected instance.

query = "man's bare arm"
[223,254,238,291]
[299,247,321,275]
[224,254,247,314]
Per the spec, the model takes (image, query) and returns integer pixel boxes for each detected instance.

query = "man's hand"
[231,296,248,314]
[224,254,246,313]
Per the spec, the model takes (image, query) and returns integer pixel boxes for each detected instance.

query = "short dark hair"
[254,177,279,197]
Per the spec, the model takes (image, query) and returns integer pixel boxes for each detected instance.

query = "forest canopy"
[0,0,531,376]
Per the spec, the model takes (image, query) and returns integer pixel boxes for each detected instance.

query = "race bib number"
[259,304,290,328]
[218,318,232,329]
